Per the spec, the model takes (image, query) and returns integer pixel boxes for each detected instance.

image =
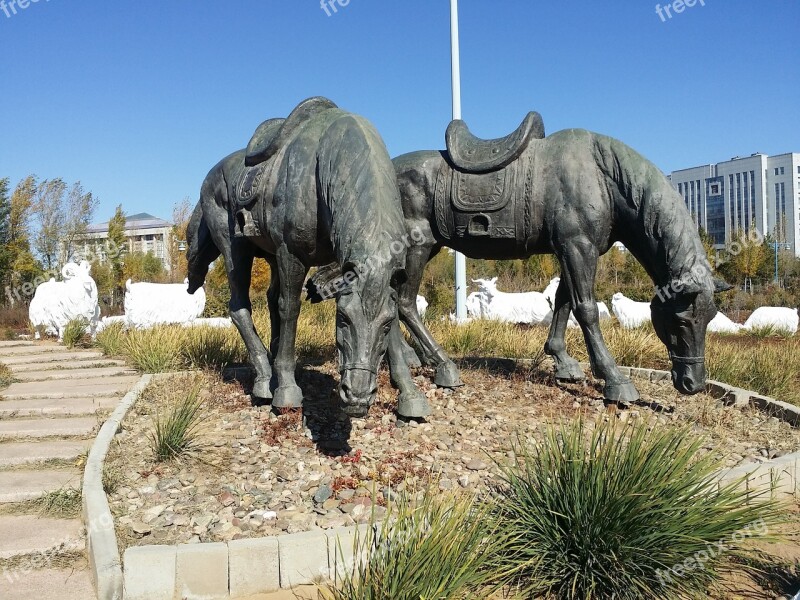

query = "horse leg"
[398,244,463,388]
[266,258,280,357]
[270,248,307,409]
[557,240,639,404]
[387,320,431,418]
[227,247,273,400]
[544,277,585,382]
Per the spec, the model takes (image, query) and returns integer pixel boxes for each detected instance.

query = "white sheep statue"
[123,279,206,328]
[29,261,100,340]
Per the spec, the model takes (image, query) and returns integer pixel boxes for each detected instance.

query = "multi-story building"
[80,212,174,270]
[668,153,800,254]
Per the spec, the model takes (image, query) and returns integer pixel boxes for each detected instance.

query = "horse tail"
[186,200,220,293]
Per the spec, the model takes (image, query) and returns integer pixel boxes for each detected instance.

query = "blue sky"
[0,0,797,223]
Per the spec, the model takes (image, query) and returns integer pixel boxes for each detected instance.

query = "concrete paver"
[0,351,106,366]
[0,569,94,600]
[0,515,83,559]
[0,469,80,503]
[0,441,90,468]
[1,376,140,400]
[0,417,98,440]
[0,396,119,418]
[15,366,137,382]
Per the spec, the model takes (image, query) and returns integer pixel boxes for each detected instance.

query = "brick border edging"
[86,366,800,600]
[82,373,153,600]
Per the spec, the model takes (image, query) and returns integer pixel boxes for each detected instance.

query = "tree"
[124,252,167,283]
[106,205,127,305]
[0,178,11,299]
[697,228,718,271]
[3,176,42,305]
[168,198,192,282]
[727,229,767,293]
[31,179,97,270]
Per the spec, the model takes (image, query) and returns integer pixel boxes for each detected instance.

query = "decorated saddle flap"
[435,154,535,244]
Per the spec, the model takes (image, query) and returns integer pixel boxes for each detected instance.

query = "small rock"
[314,485,333,505]
[466,459,487,471]
[131,522,152,536]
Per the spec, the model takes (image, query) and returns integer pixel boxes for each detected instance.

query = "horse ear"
[713,278,734,294]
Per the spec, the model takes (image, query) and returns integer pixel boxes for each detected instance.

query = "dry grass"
[0,361,12,389]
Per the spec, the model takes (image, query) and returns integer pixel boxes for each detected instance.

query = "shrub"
[95,321,126,356]
[324,489,502,600]
[150,383,205,462]
[62,318,89,349]
[123,326,186,373]
[0,362,12,389]
[181,326,246,369]
[492,419,784,600]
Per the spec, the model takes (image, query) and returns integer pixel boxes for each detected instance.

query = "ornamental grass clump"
[324,489,502,600]
[62,317,89,349]
[123,325,186,373]
[150,383,205,462]
[492,419,785,600]
[0,361,12,390]
[95,321,126,356]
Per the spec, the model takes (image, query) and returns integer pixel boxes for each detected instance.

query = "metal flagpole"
[450,0,468,321]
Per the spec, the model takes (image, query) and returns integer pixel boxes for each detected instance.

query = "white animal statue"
[29,261,100,340]
[707,312,743,334]
[183,317,233,329]
[743,307,799,334]
[123,279,206,328]
[416,295,428,317]
[611,292,652,329]
[95,315,128,334]
[470,278,553,325]
[544,277,611,328]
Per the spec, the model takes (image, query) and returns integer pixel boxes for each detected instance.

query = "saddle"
[445,111,545,174]
[235,97,339,237]
[436,112,544,245]
[244,96,338,167]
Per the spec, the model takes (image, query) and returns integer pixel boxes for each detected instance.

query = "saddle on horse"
[233,97,339,238]
[436,111,545,245]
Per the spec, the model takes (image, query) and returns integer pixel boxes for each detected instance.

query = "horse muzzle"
[339,363,378,418]
[670,354,706,395]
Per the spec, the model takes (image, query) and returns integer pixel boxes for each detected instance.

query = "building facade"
[80,212,174,270]
[668,153,800,254]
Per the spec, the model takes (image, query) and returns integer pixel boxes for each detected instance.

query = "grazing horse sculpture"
[186,97,428,418]
[310,112,730,405]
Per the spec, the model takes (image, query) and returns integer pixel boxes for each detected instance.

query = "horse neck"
[616,196,702,291]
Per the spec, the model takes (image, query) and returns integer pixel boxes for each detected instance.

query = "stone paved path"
[0,340,139,600]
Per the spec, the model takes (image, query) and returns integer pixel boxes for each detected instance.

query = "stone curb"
[82,373,153,600]
[89,366,799,599]
[577,362,800,428]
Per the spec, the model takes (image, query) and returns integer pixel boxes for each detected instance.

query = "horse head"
[651,270,731,395]
[335,259,406,418]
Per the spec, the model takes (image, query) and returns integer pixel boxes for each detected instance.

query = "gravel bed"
[106,360,800,550]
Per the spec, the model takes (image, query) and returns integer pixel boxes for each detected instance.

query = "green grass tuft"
[122,326,186,373]
[95,321,126,356]
[491,419,786,600]
[324,489,502,600]
[0,361,12,390]
[150,383,205,462]
[62,318,89,349]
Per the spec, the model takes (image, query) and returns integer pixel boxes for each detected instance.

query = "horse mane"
[318,114,406,269]
[594,135,712,289]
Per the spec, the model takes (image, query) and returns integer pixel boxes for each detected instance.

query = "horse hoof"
[272,385,304,409]
[555,361,585,383]
[397,391,432,419]
[604,380,640,405]
[252,377,273,400]
[402,345,422,368]
[434,361,464,388]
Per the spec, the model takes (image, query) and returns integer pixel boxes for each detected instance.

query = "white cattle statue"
[707,312,743,334]
[611,293,651,329]
[743,307,799,334]
[470,278,553,325]
[544,277,611,328]
[416,295,428,317]
[29,261,100,340]
[123,279,206,328]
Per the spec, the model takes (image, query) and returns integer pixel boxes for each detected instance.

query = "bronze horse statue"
[310,112,730,414]
[186,97,428,418]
